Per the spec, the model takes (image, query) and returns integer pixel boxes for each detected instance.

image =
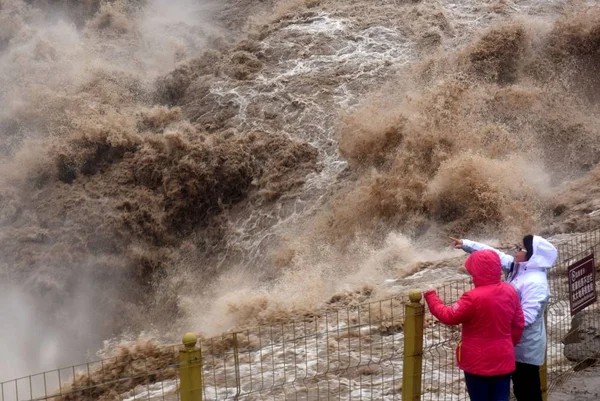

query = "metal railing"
[546,229,600,392]
[421,279,472,401]
[0,341,180,401]
[199,296,407,400]
[1,229,599,401]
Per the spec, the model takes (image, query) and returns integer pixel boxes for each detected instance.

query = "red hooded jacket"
[424,249,524,376]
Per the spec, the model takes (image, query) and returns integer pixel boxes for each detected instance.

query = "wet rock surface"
[563,309,600,365]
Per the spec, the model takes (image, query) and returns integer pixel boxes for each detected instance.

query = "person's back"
[460,281,523,376]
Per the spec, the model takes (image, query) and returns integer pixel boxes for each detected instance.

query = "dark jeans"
[512,362,543,401]
[464,372,511,401]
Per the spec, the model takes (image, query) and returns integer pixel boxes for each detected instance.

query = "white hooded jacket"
[461,236,558,366]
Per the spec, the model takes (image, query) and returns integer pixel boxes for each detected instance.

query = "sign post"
[568,253,597,316]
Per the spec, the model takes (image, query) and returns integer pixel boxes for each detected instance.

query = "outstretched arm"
[424,290,475,326]
[452,237,515,273]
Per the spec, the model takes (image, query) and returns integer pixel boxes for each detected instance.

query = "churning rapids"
[1,0,600,384]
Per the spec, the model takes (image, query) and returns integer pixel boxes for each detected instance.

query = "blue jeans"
[464,372,511,401]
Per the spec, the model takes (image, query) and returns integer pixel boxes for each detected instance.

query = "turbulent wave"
[330,7,600,245]
[0,0,319,379]
[1,0,600,382]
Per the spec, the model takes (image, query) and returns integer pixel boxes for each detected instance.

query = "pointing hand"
[449,237,463,249]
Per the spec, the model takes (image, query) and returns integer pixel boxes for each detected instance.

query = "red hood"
[465,249,502,287]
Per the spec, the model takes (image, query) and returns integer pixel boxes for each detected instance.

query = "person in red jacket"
[424,249,524,401]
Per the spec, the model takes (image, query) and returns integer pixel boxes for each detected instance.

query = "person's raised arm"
[450,236,515,272]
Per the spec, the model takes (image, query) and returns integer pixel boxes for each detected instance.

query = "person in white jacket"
[450,234,558,401]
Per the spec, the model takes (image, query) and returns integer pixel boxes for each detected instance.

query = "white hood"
[525,235,558,270]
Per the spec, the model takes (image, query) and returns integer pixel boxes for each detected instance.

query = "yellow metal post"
[179,332,203,401]
[540,311,548,401]
[402,290,425,401]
